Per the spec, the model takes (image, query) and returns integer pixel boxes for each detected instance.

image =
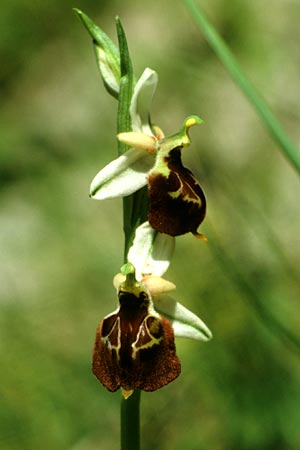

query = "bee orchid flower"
[93,261,212,399]
[90,67,207,240]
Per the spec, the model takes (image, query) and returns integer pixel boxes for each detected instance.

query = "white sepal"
[127,221,175,280]
[130,68,158,135]
[148,231,175,276]
[153,294,212,341]
[90,149,154,199]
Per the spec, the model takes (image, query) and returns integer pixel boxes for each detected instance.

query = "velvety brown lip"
[148,147,206,237]
[92,290,181,393]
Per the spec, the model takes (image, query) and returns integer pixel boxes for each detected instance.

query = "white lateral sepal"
[154,294,212,341]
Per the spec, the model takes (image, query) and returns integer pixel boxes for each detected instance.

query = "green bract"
[74,9,121,98]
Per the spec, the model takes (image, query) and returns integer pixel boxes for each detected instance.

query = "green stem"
[121,390,141,450]
[183,0,300,174]
[116,16,142,450]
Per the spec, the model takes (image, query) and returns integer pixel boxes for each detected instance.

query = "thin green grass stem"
[183,0,300,174]
[121,390,141,450]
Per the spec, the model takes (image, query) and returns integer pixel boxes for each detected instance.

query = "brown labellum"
[92,290,181,393]
[148,147,206,239]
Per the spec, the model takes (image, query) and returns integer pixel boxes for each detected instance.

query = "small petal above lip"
[153,294,212,341]
[117,132,157,152]
[90,148,155,199]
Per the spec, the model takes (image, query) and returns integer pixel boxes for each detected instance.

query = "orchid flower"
[93,259,212,398]
[92,222,212,397]
[90,67,207,240]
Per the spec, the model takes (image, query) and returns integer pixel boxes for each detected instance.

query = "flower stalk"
[121,389,141,450]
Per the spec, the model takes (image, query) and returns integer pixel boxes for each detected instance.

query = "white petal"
[127,222,175,279]
[153,294,212,341]
[90,149,154,199]
[130,68,158,135]
[141,276,176,296]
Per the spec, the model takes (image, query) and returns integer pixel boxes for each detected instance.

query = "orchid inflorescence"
[75,9,212,399]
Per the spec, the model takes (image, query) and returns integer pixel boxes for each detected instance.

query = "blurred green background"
[1,0,300,449]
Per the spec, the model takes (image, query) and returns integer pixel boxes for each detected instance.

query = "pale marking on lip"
[166,173,202,205]
[101,316,121,361]
[131,315,163,360]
